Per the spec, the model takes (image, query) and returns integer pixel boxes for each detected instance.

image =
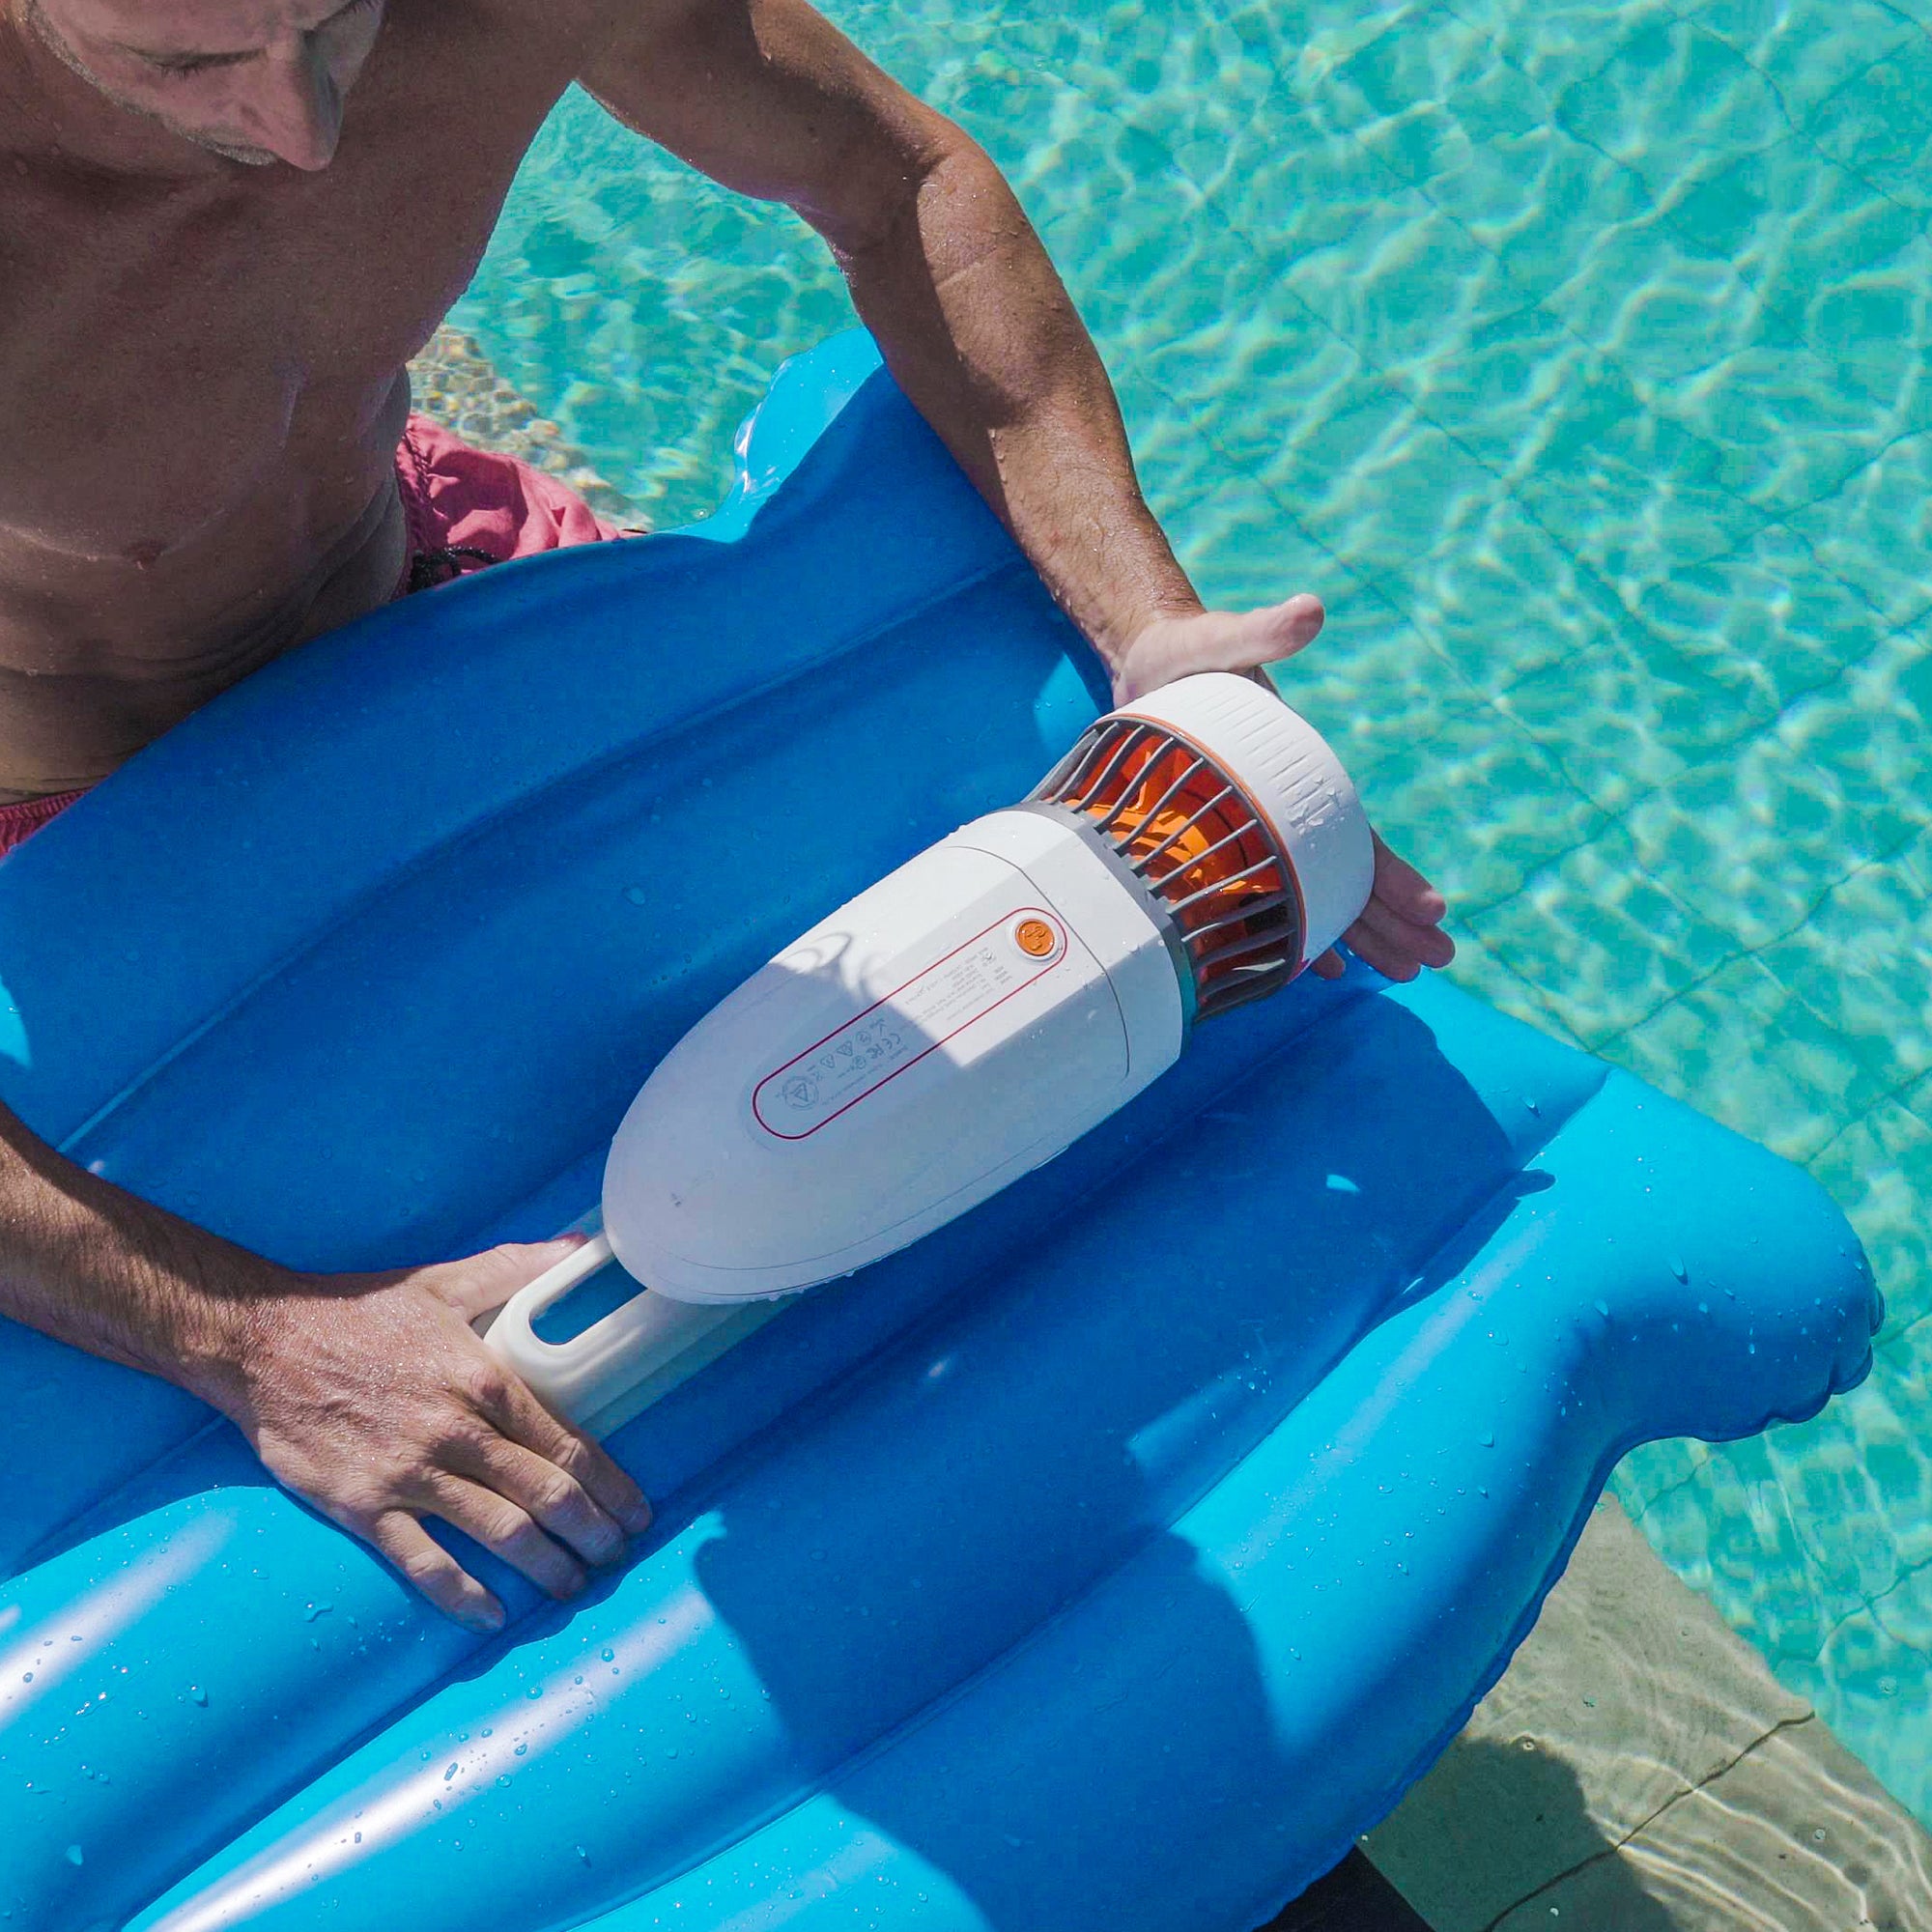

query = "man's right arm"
[0,1099,650,1629]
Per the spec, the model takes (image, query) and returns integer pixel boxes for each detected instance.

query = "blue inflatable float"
[0,334,1879,1931]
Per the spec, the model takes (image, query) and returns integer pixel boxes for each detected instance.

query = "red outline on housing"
[752,908,1065,1141]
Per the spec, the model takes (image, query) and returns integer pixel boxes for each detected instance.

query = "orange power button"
[1014,918,1058,958]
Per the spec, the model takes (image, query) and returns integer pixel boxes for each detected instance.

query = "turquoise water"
[452,0,1932,1821]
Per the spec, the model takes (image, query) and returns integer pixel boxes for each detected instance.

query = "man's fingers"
[424,1472,589,1602]
[1343,917,1424,982]
[1343,899,1457,981]
[451,1430,630,1570]
[1358,893,1457,969]
[1370,832,1449,926]
[486,1371,655,1536]
[369,1511,505,1633]
[1309,947,1347,980]
[436,1237,589,1322]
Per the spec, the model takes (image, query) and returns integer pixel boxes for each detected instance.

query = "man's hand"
[1111,592,1457,986]
[222,1238,653,1633]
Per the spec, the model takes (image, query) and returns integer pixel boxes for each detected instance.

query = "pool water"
[451,0,1932,1823]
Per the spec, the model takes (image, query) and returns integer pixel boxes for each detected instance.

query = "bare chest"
[0,49,567,565]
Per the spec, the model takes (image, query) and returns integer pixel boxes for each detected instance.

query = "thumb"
[436,1236,592,1322]
[1124,594,1326,697]
[1220,592,1325,672]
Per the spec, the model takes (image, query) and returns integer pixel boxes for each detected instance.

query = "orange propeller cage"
[1031,715,1304,1019]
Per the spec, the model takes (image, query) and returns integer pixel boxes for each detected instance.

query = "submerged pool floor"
[451,0,1932,1823]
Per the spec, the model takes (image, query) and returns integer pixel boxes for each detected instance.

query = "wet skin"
[0,0,1454,1626]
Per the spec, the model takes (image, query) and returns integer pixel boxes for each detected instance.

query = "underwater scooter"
[487,672,1374,1435]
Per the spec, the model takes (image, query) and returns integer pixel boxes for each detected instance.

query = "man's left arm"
[579,0,1453,980]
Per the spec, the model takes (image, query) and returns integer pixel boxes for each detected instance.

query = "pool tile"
[1811,1101,1932,1339]
[1540,210,1775,385]
[1651,333,1922,514]
[1256,370,1433,507]
[1162,472,1358,614]
[1764,1394,1932,1604]
[1614,1435,1714,1521]
[1262,588,1482,767]
[1218,117,1424,263]
[1492,634,1770,811]
[1397,497,1631,698]
[1618,1430,1870,1667]
[1812,1607,1932,1823]
[1506,369,1775,598]
[1440,0,1687,100]
[1221,0,1420,80]
[1770,637,1932,825]
[1552,16,1787,203]
[1134,269,1368,471]
[1609,955,1892,1165]
[1636,523,1890,709]
[1285,412,1505,582]
[1758,829,1932,1071]
[1463,827,1743,1047]
[1660,136,1926,301]
[1438,128,1658,310]
[1785,433,1932,626]
[1286,203,1534,372]
[1622,770,1842,956]
[1391,304,1596,471]
[1444,928,1593,1049]
[1313,9,1538,185]
[1344,699,1609,912]
[1690,0,1918,124]
[1804,34,1932,211]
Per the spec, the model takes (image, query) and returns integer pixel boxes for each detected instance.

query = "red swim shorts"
[0,417,627,860]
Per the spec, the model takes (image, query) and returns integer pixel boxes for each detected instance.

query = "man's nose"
[247,43,344,172]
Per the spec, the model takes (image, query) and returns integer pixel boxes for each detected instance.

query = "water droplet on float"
[1668,1256,1688,1282]
[600,1648,614,1662]
[1479,1431,1495,1447]
[1593,1299,1610,1320]
[64,1845,82,1867]
[514,1743,528,1757]
[188,1687,208,1706]
[624,886,648,906]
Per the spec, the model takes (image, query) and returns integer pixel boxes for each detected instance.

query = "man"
[0,0,1455,1632]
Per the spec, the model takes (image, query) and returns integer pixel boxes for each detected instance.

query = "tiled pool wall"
[451,0,1932,1821]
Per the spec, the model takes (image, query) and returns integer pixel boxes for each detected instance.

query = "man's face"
[20,0,384,170]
